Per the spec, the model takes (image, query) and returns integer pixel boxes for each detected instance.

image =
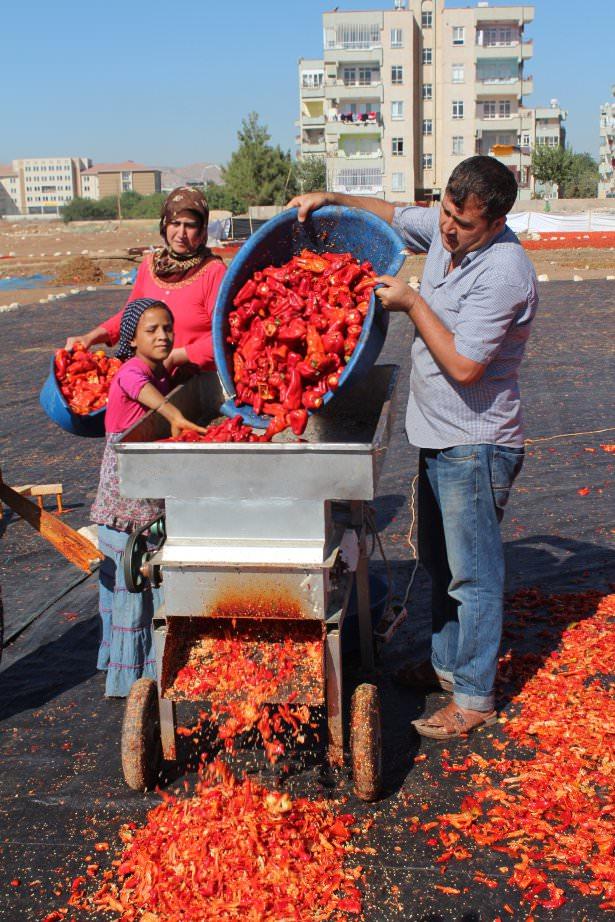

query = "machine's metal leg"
[325,627,344,766]
[152,615,176,761]
[351,502,374,671]
[159,697,177,761]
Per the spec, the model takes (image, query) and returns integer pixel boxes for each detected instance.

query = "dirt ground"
[1,218,614,312]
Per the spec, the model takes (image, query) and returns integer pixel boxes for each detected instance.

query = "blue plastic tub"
[212,206,405,427]
[39,355,107,437]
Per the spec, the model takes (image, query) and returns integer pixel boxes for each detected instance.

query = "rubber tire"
[350,682,382,802]
[121,678,162,791]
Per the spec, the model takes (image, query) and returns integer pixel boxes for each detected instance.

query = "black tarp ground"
[0,282,613,921]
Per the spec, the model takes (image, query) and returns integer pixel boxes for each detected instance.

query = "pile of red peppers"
[161,416,260,443]
[228,249,377,439]
[54,343,121,415]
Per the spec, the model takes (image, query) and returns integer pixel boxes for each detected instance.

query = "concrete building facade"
[598,86,615,198]
[298,1,565,202]
[80,161,161,200]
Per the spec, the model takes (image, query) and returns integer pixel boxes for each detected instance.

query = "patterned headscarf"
[153,186,212,279]
[116,298,173,360]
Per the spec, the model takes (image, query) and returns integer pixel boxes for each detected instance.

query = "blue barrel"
[39,355,107,437]
[212,206,406,427]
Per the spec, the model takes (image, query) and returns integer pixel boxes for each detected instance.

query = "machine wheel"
[350,683,382,802]
[121,678,162,791]
[123,530,149,593]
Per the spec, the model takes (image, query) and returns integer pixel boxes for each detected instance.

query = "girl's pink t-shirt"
[105,356,171,434]
[101,255,226,370]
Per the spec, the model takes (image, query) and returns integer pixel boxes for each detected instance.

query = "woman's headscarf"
[153,186,211,279]
[116,297,173,360]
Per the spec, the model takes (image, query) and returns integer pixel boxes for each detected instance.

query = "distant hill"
[159,162,222,192]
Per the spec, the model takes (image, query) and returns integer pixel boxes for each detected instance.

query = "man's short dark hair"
[445,156,518,222]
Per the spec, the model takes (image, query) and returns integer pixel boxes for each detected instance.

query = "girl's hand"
[170,416,209,439]
[65,334,90,351]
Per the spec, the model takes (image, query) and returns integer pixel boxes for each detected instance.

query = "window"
[452,64,464,83]
[392,137,404,156]
[333,166,383,192]
[422,83,432,100]
[422,118,433,135]
[421,10,432,28]
[452,136,464,155]
[499,101,511,118]
[358,67,373,85]
[343,67,356,85]
[391,100,404,120]
[422,47,432,65]
[422,153,433,170]
[452,100,464,119]
[392,172,406,192]
[302,71,323,88]
[121,170,133,192]
[391,64,403,84]
[331,23,380,50]
[483,101,496,119]
[522,133,531,147]
[452,26,465,45]
[390,28,403,48]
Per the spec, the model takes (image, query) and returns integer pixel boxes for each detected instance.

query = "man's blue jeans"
[418,444,524,711]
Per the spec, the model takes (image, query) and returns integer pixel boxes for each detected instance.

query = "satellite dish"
[550,98,559,108]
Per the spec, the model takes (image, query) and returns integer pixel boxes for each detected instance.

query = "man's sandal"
[412,701,497,739]
[393,659,453,693]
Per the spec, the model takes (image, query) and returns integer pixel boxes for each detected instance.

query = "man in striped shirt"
[289,156,538,740]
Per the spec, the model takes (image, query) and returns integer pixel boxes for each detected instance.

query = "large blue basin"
[212,206,405,427]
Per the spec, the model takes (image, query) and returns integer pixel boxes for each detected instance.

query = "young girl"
[90,297,207,697]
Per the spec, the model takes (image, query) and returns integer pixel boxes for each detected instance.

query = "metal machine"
[116,365,399,801]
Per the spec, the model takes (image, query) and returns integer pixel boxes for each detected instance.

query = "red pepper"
[321,330,345,355]
[261,412,289,442]
[288,408,308,436]
[302,389,323,410]
[327,373,340,391]
[281,367,303,411]
[234,279,257,305]
[277,318,306,345]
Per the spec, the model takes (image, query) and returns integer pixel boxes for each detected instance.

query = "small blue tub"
[39,355,106,437]
[212,206,405,427]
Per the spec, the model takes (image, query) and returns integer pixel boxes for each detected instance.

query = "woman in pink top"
[91,297,206,697]
[65,187,226,374]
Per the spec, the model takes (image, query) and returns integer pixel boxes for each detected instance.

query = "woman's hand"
[163,347,189,371]
[64,326,110,352]
[374,274,418,315]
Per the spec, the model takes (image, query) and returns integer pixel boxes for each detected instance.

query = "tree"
[561,152,599,199]
[295,156,327,193]
[531,145,574,196]
[531,146,600,199]
[203,181,234,212]
[221,112,297,212]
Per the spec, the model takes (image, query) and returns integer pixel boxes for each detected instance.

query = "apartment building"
[298,1,564,202]
[80,161,161,200]
[598,86,615,198]
[0,164,21,215]
[9,157,91,215]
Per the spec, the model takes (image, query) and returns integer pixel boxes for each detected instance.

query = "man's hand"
[286,192,332,222]
[374,274,418,315]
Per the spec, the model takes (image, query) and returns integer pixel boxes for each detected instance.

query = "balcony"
[476,77,521,97]
[489,145,531,168]
[324,45,383,66]
[330,179,384,195]
[325,80,384,102]
[475,112,532,133]
[476,39,529,59]
[476,7,534,23]
[325,117,382,138]
[302,141,326,155]
[300,84,325,99]
[302,114,325,127]
[521,39,533,59]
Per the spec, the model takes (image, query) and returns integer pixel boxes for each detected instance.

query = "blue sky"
[2,0,612,168]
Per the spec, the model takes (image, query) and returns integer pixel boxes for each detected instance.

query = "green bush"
[61,191,168,222]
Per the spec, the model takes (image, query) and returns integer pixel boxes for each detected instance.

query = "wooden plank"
[0,473,103,573]
[14,483,63,497]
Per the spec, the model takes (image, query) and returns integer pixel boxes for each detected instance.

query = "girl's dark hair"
[445,156,518,222]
